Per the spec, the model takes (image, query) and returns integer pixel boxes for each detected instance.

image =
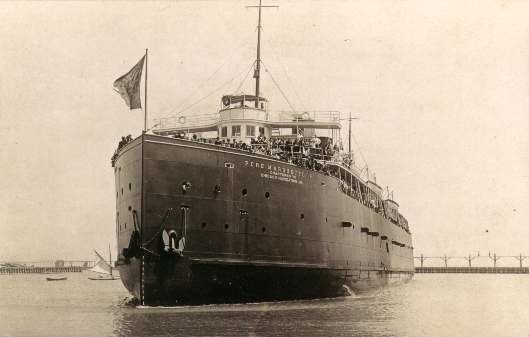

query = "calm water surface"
[1,272,528,336]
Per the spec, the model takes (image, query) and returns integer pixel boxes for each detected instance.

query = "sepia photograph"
[0,1,528,336]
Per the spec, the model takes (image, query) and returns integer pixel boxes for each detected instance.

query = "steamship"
[112,3,414,306]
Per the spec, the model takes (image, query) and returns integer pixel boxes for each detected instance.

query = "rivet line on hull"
[141,256,145,305]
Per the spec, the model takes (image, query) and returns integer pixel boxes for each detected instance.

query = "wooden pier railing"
[0,266,84,274]
[0,260,94,274]
[415,266,529,274]
[414,253,529,273]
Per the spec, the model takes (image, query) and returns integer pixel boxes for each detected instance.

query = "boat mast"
[109,243,112,277]
[248,0,278,108]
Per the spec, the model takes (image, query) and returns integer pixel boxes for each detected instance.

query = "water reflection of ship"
[113,1,414,305]
[111,297,394,337]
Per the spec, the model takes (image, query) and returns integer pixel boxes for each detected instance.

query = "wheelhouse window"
[221,126,227,137]
[246,125,255,137]
[232,125,241,137]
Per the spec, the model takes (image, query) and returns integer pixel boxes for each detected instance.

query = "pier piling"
[414,253,529,274]
[0,260,94,275]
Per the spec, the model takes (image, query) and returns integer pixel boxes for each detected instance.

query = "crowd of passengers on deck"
[172,133,353,170]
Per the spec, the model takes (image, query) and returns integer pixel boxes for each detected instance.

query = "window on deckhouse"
[232,125,241,137]
[246,125,255,137]
[221,126,227,137]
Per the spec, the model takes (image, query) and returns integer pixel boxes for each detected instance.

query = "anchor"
[157,205,190,257]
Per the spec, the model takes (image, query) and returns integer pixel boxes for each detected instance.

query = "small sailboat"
[88,245,120,280]
[46,275,67,281]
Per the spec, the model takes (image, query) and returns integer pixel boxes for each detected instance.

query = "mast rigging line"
[350,128,369,179]
[173,60,256,116]
[163,29,258,117]
[234,60,257,94]
[261,60,296,112]
[262,31,307,111]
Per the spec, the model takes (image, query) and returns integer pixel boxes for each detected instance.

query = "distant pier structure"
[415,253,529,274]
[0,260,94,274]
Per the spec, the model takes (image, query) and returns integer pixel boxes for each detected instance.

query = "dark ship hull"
[114,134,414,305]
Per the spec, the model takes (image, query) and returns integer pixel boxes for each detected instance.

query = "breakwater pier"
[0,260,94,274]
[416,267,529,274]
[415,253,529,274]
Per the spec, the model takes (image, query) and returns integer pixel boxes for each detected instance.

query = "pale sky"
[1,1,528,266]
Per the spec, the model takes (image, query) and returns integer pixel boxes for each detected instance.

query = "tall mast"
[343,112,357,156]
[144,48,148,132]
[348,111,352,155]
[248,1,278,108]
[254,0,262,108]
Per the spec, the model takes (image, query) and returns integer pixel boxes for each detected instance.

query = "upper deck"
[153,95,341,139]
[154,93,336,129]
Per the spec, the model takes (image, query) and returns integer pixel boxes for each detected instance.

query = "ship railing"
[153,110,340,130]
[248,140,355,169]
[269,110,341,123]
[153,113,220,130]
[215,108,340,123]
[218,107,269,121]
[249,142,341,163]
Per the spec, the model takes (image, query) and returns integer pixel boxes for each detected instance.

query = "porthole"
[262,227,266,233]
[300,213,305,220]
[128,206,132,211]
[202,222,207,228]
[225,224,229,229]
[242,188,248,196]
[129,183,132,191]
[325,217,328,222]
[265,192,270,199]
[182,181,192,194]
